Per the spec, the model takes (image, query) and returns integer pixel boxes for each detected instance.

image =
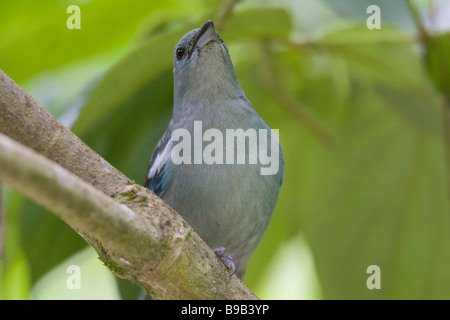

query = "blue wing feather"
[144,128,172,197]
[145,165,167,196]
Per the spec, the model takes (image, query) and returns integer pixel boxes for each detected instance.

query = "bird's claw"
[213,247,236,277]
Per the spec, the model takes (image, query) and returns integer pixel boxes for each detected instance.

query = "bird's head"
[173,20,243,104]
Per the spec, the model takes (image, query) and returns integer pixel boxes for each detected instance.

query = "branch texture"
[0,69,257,299]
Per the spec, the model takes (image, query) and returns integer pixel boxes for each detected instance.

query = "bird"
[145,20,284,279]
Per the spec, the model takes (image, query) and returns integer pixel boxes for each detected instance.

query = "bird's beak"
[194,20,220,48]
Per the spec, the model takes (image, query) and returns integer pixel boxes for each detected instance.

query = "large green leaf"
[221,7,291,40]
[0,0,182,83]
[70,23,190,137]
[317,26,442,136]
[29,247,121,300]
[304,90,450,299]
[425,32,450,95]
[239,21,450,298]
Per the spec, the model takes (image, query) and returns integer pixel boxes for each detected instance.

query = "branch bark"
[0,69,258,300]
[215,0,241,32]
[0,181,4,261]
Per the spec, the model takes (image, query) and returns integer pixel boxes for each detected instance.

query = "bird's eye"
[176,47,186,61]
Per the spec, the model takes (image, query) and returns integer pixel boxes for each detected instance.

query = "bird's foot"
[212,247,236,277]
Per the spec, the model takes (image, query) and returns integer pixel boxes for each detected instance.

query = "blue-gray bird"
[145,20,283,278]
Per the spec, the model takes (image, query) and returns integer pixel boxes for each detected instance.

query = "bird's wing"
[145,128,173,197]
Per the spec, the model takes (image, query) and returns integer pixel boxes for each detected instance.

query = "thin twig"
[405,0,429,44]
[285,35,416,49]
[259,41,333,147]
[215,0,241,32]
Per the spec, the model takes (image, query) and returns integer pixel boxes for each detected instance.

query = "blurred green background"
[1,0,450,299]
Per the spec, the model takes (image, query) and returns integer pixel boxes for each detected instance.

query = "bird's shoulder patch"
[145,128,173,196]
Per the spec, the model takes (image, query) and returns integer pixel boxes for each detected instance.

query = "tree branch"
[215,0,241,32]
[0,181,4,261]
[0,69,257,300]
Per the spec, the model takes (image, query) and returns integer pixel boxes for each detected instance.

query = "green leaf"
[317,26,414,87]
[317,25,441,135]
[0,0,180,83]
[19,200,87,283]
[78,72,173,182]
[0,253,30,299]
[425,32,450,95]
[221,7,292,40]
[238,18,450,298]
[303,90,450,299]
[29,247,121,300]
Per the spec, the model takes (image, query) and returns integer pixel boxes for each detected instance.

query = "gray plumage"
[145,20,283,278]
